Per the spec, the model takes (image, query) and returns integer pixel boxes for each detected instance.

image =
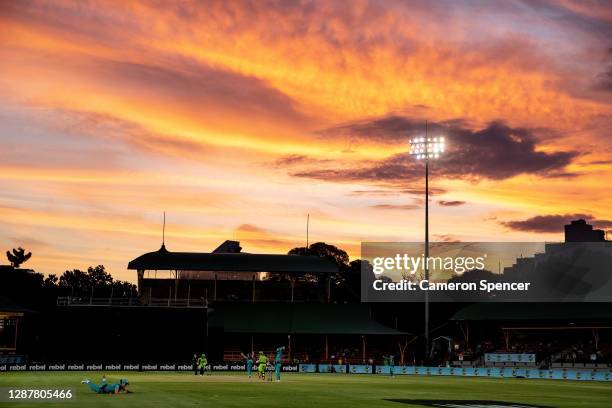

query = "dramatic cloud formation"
[370,204,421,211]
[438,201,466,207]
[501,214,612,233]
[293,118,579,186]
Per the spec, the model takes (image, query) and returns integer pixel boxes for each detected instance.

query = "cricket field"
[0,372,611,407]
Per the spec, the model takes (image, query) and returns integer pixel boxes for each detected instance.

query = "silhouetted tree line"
[284,242,373,302]
[2,242,377,307]
[44,265,138,297]
[1,248,137,309]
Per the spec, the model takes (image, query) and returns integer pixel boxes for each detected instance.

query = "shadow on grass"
[384,399,554,408]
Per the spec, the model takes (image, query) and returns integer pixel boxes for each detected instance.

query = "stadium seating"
[0,355,25,364]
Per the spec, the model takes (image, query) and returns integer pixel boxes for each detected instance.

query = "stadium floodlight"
[409,136,445,160]
[408,123,446,360]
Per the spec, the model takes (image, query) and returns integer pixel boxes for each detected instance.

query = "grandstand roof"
[451,303,612,322]
[127,246,338,274]
[209,303,407,335]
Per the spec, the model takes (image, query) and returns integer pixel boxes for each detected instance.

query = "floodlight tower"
[408,123,445,358]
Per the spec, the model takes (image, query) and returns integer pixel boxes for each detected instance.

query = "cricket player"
[274,346,285,381]
[241,352,254,378]
[388,354,395,377]
[256,351,267,380]
[81,378,131,394]
[192,353,199,376]
[198,353,208,376]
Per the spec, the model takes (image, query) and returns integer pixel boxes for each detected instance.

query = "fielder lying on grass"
[81,377,131,394]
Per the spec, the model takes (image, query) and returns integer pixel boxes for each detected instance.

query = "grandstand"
[0,296,27,359]
[126,241,408,363]
[209,303,406,364]
[128,240,340,304]
[447,303,612,371]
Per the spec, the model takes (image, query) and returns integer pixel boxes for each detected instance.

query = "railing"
[56,296,138,306]
[56,296,208,308]
[220,351,377,365]
[147,298,208,308]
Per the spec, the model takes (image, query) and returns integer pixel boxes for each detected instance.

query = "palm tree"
[6,247,32,268]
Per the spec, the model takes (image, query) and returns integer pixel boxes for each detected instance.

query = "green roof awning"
[451,303,612,322]
[209,303,406,335]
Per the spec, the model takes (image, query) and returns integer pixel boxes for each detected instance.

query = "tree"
[330,259,369,302]
[86,265,113,286]
[288,242,349,267]
[44,274,58,288]
[111,280,138,297]
[288,242,361,300]
[57,265,137,297]
[6,247,32,268]
[59,269,91,290]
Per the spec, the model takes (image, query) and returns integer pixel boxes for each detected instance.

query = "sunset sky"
[1,0,611,281]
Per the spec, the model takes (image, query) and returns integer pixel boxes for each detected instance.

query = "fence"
[56,296,208,308]
[2,362,611,381]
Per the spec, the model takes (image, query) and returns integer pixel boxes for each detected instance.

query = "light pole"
[409,123,445,359]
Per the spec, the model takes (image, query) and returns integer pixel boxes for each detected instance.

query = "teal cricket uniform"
[389,355,395,376]
[85,379,128,394]
[274,346,285,381]
[246,356,253,377]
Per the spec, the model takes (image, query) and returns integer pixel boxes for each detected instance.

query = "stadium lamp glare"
[408,124,446,359]
[409,136,445,160]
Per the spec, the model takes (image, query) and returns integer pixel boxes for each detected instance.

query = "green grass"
[1,372,611,407]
